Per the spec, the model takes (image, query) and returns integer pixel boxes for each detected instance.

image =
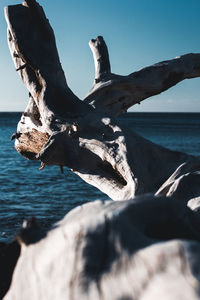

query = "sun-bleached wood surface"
[4,195,200,300]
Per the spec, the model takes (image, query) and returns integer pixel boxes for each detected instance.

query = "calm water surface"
[0,112,200,242]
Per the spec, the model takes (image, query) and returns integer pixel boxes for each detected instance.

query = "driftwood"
[3,0,200,299]
[5,0,200,200]
[4,195,200,300]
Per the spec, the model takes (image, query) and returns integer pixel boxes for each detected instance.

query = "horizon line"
[0,111,200,114]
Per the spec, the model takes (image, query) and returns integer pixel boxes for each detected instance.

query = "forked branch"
[85,36,200,116]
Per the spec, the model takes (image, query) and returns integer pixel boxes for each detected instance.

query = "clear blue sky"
[0,0,200,112]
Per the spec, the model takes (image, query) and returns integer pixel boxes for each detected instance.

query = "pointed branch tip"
[89,36,111,80]
[39,162,46,171]
[23,0,37,8]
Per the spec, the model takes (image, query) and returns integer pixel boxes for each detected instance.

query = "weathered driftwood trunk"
[5,0,200,200]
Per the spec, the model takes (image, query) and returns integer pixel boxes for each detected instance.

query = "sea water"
[0,112,200,242]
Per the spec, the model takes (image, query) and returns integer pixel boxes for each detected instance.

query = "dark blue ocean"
[0,112,200,242]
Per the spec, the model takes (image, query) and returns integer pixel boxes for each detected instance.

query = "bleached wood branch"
[89,35,111,80]
[85,36,200,116]
[5,0,92,127]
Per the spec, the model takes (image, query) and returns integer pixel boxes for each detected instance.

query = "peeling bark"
[15,129,49,160]
[4,0,200,200]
